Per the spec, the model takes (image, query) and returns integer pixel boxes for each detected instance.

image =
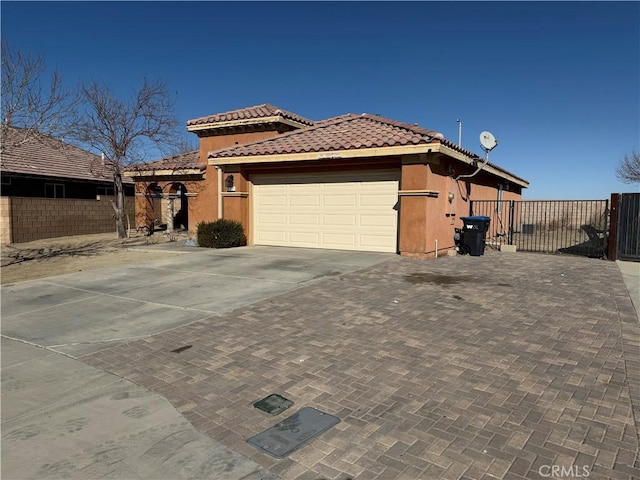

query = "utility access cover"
[253,394,293,415]
[247,407,340,459]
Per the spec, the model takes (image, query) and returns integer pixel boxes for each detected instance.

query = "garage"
[252,170,400,252]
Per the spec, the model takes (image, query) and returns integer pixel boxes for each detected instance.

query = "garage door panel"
[289,196,320,207]
[256,231,286,242]
[360,234,397,247]
[323,233,357,248]
[323,214,357,226]
[359,214,396,227]
[360,193,398,207]
[257,213,286,225]
[290,214,320,225]
[256,195,286,206]
[323,195,357,207]
[289,231,321,245]
[321,183,354,193]
[253,171,398,252]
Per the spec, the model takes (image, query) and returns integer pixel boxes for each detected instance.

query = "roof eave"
[187,115,310,132]
[125,168,204,178]
[208,142,529,188]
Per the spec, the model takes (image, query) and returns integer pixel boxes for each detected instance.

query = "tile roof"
[1,127,132,184]
[187,103,314,128]
[208,113,468,159]
[125,150,203,173]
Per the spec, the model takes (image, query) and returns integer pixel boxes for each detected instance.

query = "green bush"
[197,219,246,248]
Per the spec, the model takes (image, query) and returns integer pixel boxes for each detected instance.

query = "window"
[45,183,65,198]
[97,186,114,196]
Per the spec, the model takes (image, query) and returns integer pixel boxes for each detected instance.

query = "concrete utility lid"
[247,407,340,458]
[253,393,293,415]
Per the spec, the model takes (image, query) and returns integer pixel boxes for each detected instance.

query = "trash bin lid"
[460,216,490,221]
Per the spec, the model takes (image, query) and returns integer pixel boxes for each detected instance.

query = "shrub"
[197,219,246,248]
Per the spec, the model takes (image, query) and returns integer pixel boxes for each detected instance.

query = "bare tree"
[74,79,180,238]
[1,37,79,154]
[170,136,199,156]
[616,151,640,184]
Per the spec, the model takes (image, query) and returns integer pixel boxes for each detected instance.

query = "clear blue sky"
[2,1,639,199]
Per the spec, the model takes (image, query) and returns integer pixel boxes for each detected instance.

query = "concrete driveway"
[1,245,391,480]
[2,245,391,357]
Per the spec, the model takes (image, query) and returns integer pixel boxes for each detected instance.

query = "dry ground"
[0,231,188,285]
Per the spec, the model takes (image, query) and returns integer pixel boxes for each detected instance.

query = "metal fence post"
[508,200,515,245]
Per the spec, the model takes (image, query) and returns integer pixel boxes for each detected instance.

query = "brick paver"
[81,252,640,479]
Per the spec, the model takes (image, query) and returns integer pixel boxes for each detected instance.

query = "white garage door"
[252,170,399,252]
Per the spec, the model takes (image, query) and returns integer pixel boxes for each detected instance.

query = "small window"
[1,176,11,186]
[97,186,114,196]
[45,183,65,198]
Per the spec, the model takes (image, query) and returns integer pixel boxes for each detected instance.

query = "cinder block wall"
[3,197,135,244]
[0,197,11,244]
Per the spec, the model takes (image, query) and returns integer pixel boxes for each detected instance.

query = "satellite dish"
[479,131,498,152]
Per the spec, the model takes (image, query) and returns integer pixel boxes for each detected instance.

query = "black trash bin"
[459,216,491,256]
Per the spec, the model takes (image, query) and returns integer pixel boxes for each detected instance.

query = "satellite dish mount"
[455,130,499,180]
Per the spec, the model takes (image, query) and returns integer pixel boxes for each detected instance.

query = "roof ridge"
[187,103,314,127]
[207,113,446,158]
[206,113,357,157]
[355,113,444,139]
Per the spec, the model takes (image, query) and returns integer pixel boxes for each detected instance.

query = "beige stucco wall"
[3,197,135,244]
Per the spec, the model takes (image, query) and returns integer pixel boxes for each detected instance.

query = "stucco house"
[128,104,528,257]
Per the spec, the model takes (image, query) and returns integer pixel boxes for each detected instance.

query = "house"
[1,126,134,199]
[1,127,134,244]
[128,104,529,257]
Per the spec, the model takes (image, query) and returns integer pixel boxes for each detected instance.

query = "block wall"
[0,197,11,245]
[2,197,135,244]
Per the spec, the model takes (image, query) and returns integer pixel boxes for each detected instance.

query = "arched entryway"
[169,182,188,231]
[142,182,164,230]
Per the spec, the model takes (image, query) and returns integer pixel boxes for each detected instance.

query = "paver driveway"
[79,251,640,480]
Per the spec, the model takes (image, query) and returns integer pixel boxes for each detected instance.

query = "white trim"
[209,143,431,165]
[125,169,203,177]
[221,192,249,197]
[187,115,309,132]
[208,142,529,188]
[398,190,439,197]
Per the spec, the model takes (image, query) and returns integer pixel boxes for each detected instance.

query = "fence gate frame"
[610,193,640,262]
[469,199,610,258]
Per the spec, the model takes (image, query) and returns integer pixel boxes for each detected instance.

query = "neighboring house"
[0,127,134,244]
[1,126,134,199]
[128,103,529,257]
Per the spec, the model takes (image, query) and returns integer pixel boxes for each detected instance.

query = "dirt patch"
[1,232,188,285]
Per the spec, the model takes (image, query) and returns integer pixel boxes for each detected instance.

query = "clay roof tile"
[187,103,314,127]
